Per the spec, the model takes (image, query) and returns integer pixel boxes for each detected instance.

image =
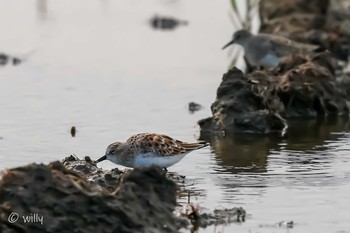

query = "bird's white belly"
[134,154,186,168]
[258,53,280,68]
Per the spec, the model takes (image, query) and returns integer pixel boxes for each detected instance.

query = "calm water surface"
[1,1,350,233]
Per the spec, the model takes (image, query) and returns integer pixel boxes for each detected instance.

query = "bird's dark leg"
[287,92,296,111]
[244,56,255,73]
[258,65,265,71]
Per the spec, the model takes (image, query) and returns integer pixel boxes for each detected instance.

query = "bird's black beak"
[96,155,107,163]
[222,40,235,50]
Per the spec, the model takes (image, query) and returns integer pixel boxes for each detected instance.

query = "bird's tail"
[182,141,209,151]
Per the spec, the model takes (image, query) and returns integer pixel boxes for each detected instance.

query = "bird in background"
[222,29,318,69]
[96,133,207,169]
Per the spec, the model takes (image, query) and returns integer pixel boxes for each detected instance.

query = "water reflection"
[36,0,48,21]
[167,172,207,205]
[208,134,279,174]
[202,116,350,175]
[199,117,350,202]
[268,117,350,182]
[280,116,350,151]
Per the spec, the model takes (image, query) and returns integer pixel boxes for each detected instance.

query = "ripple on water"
[201,126,350,205]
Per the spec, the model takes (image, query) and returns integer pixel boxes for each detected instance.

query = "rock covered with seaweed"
[0,160,179,233]
[0,156,246,233]
[200,0,350,135]
[199,67,286,134]
[199,52,349,134]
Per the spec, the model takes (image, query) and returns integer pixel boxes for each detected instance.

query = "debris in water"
[259,220,294,229]
[70,126,76,137]
[278,220,294,228]
[188,102,202,114]
[0,53,22,66]
[150,15,188,30]
[0,53,8,65]
[177,205,246,230]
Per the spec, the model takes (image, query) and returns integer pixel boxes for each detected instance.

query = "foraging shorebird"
[96,133,207,168]
[222,29,318,68]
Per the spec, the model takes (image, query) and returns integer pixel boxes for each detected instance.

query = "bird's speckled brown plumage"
[126,133,205,156]
[96,133,207,168]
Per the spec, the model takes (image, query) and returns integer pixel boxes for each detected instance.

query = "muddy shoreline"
[0,156,245,233]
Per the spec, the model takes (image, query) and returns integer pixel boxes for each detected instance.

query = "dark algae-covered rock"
[202,0,350,135]
[198,0,350,135]
[179,205,246,232]
[62,155,124,192]
[0,160,179,233]
[276,53,349,117]
[199,52,349,134]
[199,67,286,134]
[0,156,245,232]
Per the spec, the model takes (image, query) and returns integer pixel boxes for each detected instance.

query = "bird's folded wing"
[260,33,318,57]
[132,133,205,157]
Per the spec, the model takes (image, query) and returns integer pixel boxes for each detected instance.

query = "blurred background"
[0,0,232,168]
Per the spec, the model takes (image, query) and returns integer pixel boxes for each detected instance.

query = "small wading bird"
[222,29,318,69]
[96,133,207,169]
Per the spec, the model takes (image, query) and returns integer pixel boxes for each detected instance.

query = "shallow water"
[1,1,350,233]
